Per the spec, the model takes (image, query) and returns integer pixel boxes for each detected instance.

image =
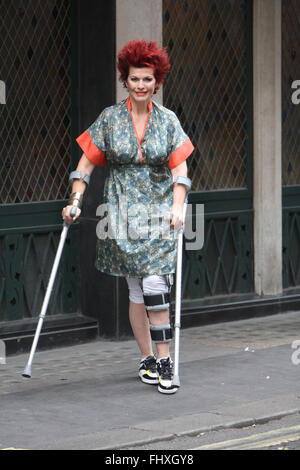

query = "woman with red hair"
[62,40,194,394]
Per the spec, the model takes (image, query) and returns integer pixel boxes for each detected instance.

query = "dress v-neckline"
[126,97,152,163]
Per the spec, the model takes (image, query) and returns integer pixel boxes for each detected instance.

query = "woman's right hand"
[62,205,81,225]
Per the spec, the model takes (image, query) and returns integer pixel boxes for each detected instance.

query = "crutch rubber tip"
[22,365,32,378]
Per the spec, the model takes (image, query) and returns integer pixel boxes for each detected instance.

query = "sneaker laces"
[142,356,157,372]
[158,358,173,380]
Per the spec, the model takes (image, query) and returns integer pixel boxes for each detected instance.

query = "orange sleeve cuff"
[76,130,107,167]
[168,138,194,169]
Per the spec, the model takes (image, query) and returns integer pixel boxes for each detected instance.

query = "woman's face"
[126,66,156,106]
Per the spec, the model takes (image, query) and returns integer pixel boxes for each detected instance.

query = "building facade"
[0,0,299,352]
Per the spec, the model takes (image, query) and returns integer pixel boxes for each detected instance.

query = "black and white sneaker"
[157,357,177,394]
[139,356,159,385]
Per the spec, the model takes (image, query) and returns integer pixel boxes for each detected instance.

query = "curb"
[93,408,300,450]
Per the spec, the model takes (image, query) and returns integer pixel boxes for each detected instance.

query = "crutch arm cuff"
[69,170,90,186]
[172,175,192,192]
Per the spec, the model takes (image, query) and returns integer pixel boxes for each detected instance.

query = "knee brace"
[142,274,172,311]
[141,275,174,343]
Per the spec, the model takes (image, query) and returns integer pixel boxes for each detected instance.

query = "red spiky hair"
[117,39,170,93]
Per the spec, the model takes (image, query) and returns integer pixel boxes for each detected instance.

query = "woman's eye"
[129,77,153,82]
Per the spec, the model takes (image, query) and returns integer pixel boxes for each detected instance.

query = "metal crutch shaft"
[22,215,74,378]
[172,200,188,388]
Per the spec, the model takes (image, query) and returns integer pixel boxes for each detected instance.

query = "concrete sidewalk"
[1,311,300,450]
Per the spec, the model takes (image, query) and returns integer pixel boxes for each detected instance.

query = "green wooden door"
[0,0,78,322]
[282,0,300,290]
[163,0,254,300]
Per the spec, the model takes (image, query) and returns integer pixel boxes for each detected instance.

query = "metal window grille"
[0,228,78,321]
[282,0,300,187]
[0,232,61,320]
[163,0,250,191]
[0,0,72,204]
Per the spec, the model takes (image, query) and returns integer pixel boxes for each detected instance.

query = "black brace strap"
[143,292,170,311]
[150,324,173,343]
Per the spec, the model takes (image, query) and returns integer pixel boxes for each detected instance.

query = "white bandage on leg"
[142,275,169,295]
[126,275,170,305]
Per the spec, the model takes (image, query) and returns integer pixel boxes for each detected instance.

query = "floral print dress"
[76,97,194,277]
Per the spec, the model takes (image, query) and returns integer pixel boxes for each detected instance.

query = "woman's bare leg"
[129,301,154,358]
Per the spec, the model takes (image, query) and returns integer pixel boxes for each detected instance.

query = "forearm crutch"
[172,198,188,389]
[22,208,76,378]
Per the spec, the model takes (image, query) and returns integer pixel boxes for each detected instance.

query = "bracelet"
[68,192,83,209]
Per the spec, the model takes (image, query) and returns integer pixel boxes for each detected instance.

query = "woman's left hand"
[169,203,184,230]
